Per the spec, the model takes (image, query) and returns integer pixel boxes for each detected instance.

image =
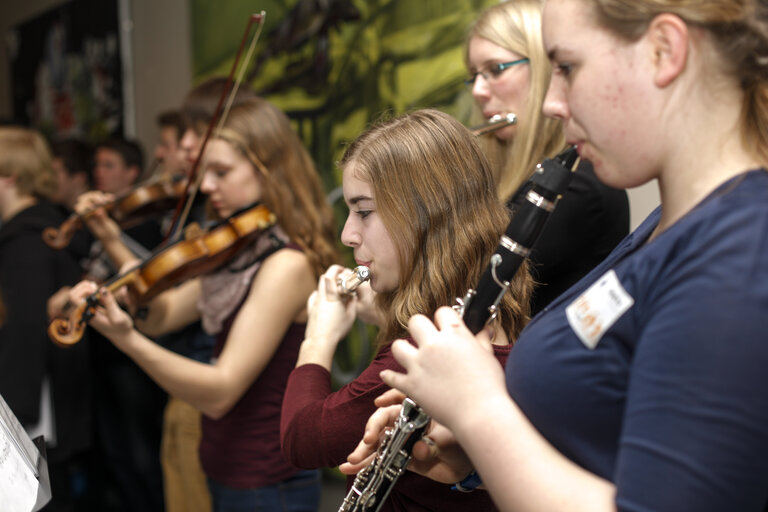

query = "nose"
[471,74,491,103]
[179,128,199,162]
[340,215,360,248]
[542,75,569,121]
[200,170,215,194]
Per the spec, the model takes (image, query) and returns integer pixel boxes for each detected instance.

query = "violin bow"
[165,11,267,243]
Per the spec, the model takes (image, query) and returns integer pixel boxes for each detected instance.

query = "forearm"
[453,393,616,512]
[134,280,201,336]
[101,234,139,270]
[280,365,336,467]
[296,336,338,371]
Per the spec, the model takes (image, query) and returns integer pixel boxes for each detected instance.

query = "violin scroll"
[48,299,94,347]
[42,216,82,249]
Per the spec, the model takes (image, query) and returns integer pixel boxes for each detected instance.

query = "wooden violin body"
[49,203,276,347]
[43,176,187,249]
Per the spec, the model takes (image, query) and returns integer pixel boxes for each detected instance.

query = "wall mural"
[8,0,123,141]
[190,0,496,189]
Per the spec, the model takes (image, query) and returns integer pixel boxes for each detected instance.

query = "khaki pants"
[161,397,211,512]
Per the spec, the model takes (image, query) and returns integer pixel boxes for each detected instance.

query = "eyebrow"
[346,195,372,206]
[547,46,559,61]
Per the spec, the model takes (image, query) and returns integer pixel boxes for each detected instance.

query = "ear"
[128,165,141,183]
[646,13,689,88]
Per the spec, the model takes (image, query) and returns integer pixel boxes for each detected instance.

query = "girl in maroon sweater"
[281,109,533,511]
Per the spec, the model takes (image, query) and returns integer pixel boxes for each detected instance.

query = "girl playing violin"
[280,109,533,511]
[68,97,339,512]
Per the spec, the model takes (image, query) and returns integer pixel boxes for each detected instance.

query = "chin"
[494,127,516,143]
[370,278,396,294]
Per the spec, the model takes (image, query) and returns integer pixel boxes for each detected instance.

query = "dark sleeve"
[615,216,768,511]
[0,234,58,424]
[525,161,629,314]
[124,218,164,251]
[280,346,401,469]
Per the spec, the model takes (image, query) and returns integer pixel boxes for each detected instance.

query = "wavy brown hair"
[340,109,533,347]
[215,97,339,277]
[588,0,768,166]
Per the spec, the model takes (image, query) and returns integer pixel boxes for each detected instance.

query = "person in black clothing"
[0,126,92,511]
[74,136,166,512]
[465,0,629,314]
[49,138,94,212]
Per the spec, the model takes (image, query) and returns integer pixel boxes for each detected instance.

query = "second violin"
[43,173,187,249]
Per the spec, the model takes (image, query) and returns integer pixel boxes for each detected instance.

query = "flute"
[337,266,371,296]
[469,112,517,136]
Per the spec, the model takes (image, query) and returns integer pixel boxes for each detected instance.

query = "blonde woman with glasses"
[467,0,630,314]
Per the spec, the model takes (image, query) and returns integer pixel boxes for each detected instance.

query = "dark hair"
[157,110,186,141]
[50,138,94,187]
[97,137,144,173]
[181,77,258,135]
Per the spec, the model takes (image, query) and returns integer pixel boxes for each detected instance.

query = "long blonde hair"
[466,0,565,200]
[340,109,533,347]
[215,97,339,277]
[589,0,768,166]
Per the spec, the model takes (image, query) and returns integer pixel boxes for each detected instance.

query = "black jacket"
[0,200,92,463]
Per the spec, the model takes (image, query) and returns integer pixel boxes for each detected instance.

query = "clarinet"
[338,146,580,512]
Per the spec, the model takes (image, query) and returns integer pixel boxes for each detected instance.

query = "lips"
[355,259,371,268]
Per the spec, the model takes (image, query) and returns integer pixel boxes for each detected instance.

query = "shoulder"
[248,246,315,300]
[259,246,313,277]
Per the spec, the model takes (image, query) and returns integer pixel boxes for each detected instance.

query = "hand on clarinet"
[340,388,474,484]
[379,307,507,430]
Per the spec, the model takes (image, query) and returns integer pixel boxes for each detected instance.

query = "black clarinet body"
[460,146,579,333]
[338,146,579,512]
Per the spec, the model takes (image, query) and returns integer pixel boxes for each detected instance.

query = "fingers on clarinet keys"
[337,265,371,296]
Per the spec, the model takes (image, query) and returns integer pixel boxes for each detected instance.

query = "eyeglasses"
[464,58,530,87]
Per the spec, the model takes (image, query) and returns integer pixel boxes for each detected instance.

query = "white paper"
[0,416,39,512]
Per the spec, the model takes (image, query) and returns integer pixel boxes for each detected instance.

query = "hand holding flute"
[298,265,373,371]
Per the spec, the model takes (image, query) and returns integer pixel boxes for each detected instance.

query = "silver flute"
[337,147,580,512]
[337,266,371,296]
[469,112,517,136]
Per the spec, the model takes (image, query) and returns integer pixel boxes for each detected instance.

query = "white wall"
[627,180,660,230]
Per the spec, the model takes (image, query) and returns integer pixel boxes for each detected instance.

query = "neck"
[651,82,760,239]
[1,194,38,222]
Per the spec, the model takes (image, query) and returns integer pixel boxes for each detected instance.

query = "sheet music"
[0,400,39,512]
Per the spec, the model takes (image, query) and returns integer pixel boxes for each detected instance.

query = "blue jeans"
[208,470,321,512]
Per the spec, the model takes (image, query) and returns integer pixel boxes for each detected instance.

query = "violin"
[43,174,187,249]
[48,203,276,347]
